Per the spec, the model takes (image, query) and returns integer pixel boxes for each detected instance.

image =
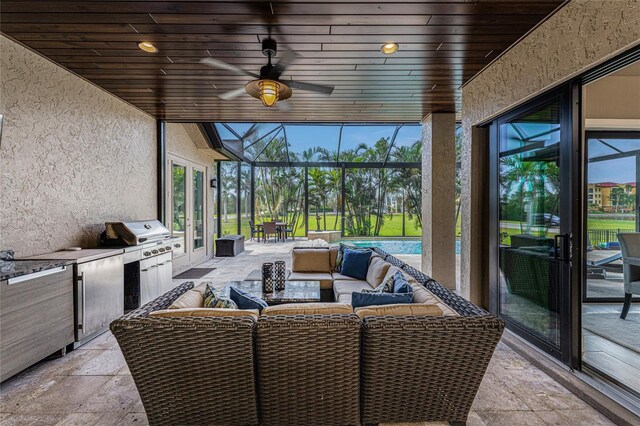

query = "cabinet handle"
[142,265,158,272]
[80,273,86,331]
[7,266,66,285]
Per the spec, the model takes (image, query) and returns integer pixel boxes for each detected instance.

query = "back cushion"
[366,257,391,287]
[329,246,339,271]
[169,289,204,309]
[262,302,352,316]
[411,283,459,316]
[292,248,331,273]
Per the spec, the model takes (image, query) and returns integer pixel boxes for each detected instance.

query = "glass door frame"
[167,154,209,268]
[488,83,579,366]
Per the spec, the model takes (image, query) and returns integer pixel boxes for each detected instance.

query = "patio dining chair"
[248,220,263,241]
[283,223,295,241]
[617,233,640,319]
[263,221,278,243]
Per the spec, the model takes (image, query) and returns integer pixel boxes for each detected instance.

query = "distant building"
[587,182,636,212]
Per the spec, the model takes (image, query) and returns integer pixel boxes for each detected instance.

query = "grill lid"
[104,220,170,246]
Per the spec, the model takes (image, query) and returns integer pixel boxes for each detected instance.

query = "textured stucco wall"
[459,0,640,302]
[421,113,457,290]
[0,36,157,257]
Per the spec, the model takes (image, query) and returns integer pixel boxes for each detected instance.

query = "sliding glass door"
[490,86,574,364]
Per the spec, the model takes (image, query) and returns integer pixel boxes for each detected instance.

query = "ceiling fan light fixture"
[381,42,399,54]
[259,79,279,107]
[138,41,158,53]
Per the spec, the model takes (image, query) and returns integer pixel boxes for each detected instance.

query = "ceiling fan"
[200,38,334,108]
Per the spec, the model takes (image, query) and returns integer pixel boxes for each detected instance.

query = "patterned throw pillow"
[334,243,346,272]
[362,274,394,293]
[203,284,238,309]
[392,271,413,294]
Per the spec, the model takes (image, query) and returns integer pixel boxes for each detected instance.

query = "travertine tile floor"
[0,240,615,426]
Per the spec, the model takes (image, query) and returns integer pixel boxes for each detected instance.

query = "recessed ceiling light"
[138,41,158,53]
[380,42,399,54]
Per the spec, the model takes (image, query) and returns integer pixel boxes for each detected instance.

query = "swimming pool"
[346,240,461,255]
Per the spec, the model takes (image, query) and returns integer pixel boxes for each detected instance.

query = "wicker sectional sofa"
[111,247,504,426]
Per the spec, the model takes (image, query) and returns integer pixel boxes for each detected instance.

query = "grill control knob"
[175,243,181,248]
[143,251,151,257]
[165,246,172,251]
[158,247,165,253]
[151,249,159,255]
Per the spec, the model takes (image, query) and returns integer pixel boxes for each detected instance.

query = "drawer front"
[1,267,74,381]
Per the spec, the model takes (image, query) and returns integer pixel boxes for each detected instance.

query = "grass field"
[219,212,422,238]
[218,214,635,242]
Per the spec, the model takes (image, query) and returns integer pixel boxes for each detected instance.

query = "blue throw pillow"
[229,286,268,313]
[341,248,372,280]
[351,291,413,308]
[392,271,413,294]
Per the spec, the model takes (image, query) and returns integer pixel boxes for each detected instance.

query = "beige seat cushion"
[337,293,353,304]
[192,282,211,295]
[149,308,259,319]
[332,272,359,281]
[262,303,352,316]
[354,303,443,319]
[169,289,204,309]
[291,248,331,273]
[333,279,372,300]
[410,283,459,316]
[288,272,334,289]
[366,257,392,287]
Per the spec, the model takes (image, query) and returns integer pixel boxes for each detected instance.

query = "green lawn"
[219,212,421,238]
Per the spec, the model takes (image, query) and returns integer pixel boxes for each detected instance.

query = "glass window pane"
[240,164,252,239]
[285,125,341,162]
[389,125,422,162]
[498,99,562,348]
[585,133,639,299]
[255,167,305,237]
[308,167,342,233]
[220,162,238,236]
[255,133,288,162]
[243,123,281,160]
[214,123,238,142]
[193,168,205,249]
[171,163,186,256]
[339,125,396,162]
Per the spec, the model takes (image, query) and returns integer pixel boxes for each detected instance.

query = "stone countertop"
[0,259,74,281]
[25,248,124,264]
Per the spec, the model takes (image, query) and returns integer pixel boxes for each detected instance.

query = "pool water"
[346,240,461,255]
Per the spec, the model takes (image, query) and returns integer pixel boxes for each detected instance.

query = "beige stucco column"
[421,113,457,290]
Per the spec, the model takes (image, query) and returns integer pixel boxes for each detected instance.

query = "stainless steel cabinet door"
[77,255,124,340]
[139,256,158,306]
[157,260,174,295]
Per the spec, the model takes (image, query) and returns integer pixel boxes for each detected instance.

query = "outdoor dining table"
[256,222,288,241]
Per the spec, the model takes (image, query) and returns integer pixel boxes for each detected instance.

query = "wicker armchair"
[367,248,505,425]
[110,282,259,426]
[255,314,361,425]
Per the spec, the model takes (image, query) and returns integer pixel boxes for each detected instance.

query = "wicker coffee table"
[223,280,321,305]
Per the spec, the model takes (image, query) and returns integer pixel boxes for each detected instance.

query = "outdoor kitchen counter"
[25,248,124,264]
[0,259,74,281]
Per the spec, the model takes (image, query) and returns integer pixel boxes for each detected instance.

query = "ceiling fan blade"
[200,58,260,79]
[274,49,298,77]
[287,80,334,95]
[243,122,267,140]
[218,87,247,100]
[276,101,292,112]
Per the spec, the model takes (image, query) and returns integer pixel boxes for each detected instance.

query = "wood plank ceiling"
[0,1,565,122]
